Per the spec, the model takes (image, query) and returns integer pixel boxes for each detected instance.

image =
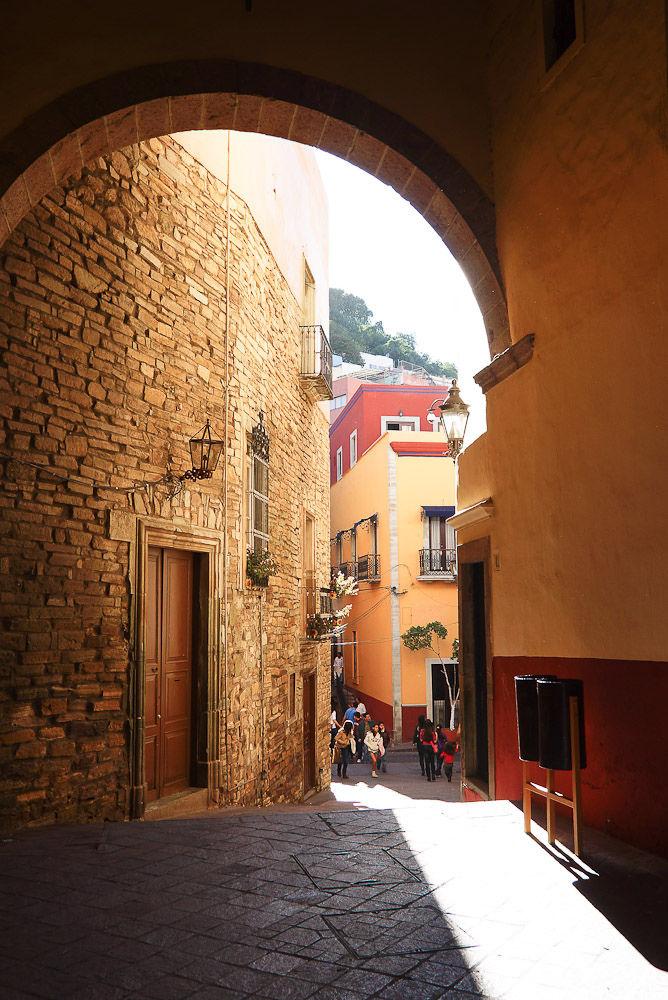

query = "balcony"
[300,324,333,400]
[418,547,457,580]
[305,585,337,641]
[331,556,380,582]
[356,554,381,582]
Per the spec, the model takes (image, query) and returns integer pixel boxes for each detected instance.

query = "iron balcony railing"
[305,585,336,640]
[356,554,381,581]
[331,557,380,582]
[300,324,333,399]
[419,547,458,576]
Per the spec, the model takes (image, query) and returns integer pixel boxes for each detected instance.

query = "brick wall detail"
[0,136,331,830]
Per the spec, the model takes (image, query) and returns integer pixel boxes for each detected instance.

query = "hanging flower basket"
[246,548,278,588]
[330,571,358,598]
[306,604,352,641]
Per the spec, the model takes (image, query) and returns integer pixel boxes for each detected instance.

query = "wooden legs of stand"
[546,768,556,844]
[522,696,583,857]
[570,696,583,856]
[522,761,531,833]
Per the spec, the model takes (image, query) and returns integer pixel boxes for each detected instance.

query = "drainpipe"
[222,130,232,797]
[388,448,402,738]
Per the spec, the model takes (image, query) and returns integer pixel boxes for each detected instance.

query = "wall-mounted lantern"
[429,379,470,461]
[181,420,224,482]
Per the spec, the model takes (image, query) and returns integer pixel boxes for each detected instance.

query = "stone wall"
[0,135,331,830]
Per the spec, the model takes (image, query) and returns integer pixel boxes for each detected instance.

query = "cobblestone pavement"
[1,753,667,999]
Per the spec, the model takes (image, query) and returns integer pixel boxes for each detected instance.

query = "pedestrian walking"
[343,699,359,724]
[333,651,344,690]
[333,721,356,780]
[420,719,438,782]
[364,724,385,778]
[435,725,446,776]
[413,715,426,775]
[330,702,340,762]
[441,727,459,782]
[379,722,390,773]
[354,712,367,763]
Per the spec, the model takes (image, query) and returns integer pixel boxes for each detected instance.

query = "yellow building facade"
[331,429,458,741]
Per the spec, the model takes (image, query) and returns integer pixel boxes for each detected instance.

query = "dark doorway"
[460,559,489,789]
[145,547,195,802]
[303,672,317,794]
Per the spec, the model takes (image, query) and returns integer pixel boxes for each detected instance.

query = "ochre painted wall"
[330,435,392,707]
[454,1,668,855]
[332,431,459,739]
[395,448,458,709]
[458,0,668,664]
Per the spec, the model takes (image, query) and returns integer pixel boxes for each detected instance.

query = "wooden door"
[302,673,316,793]
[145,547,194,802]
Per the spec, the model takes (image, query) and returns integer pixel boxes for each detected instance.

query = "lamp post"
[429,379,470,460]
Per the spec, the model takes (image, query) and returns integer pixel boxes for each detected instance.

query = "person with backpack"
[420,719,438,782]
[412,715,426,776]
[333,721,356,780]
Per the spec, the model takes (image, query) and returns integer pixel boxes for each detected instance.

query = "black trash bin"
[514,674,557,762]
[537,678,586,770]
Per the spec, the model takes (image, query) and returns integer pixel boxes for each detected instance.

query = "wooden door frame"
[457,536,495,801]
[302,670,317,796]
[130,519,223,819]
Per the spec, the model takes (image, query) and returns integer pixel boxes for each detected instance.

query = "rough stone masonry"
[0,135,331,831]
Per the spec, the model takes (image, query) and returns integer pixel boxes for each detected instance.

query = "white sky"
[314,149,488,443]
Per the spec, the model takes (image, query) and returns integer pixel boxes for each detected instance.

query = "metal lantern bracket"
[251,410,270,461]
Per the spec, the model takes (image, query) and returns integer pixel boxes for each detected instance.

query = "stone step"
[144,787,209,821]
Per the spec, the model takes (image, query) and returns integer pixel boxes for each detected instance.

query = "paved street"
[1,749,667,1000]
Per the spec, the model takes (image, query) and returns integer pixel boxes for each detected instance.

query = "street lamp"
[430,379,470,460]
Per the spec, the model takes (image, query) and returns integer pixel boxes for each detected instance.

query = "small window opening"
[289,673,296,718]
[543,0,577,70]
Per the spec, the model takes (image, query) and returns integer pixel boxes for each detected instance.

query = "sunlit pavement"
[1,752,666,999]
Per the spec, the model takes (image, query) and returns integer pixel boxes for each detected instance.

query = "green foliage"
[330,288,458,379]
[246,548,278,587]
[401,620,448,652]
[451,637,459,661]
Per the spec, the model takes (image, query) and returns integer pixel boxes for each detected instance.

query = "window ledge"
[417,574,457,583]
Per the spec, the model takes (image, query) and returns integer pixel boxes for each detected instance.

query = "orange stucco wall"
[331,432,458,737]
[395,447,458,707]
[458,0,668,665]
[453,1,668,855]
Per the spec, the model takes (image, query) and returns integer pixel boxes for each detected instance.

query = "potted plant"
[246,548,278,587]
[306,604,352,641]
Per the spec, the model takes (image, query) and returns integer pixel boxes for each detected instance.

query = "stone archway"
[0,60,510,357]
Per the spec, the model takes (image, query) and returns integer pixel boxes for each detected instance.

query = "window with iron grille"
[247,440,270,555]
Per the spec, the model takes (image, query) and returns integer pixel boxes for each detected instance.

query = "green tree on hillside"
[329,288,457,378]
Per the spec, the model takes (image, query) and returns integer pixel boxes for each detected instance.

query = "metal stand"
[522,695,583,856]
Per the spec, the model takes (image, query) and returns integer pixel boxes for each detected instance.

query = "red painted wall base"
[492,656,668,858]
[402,705,427,743]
